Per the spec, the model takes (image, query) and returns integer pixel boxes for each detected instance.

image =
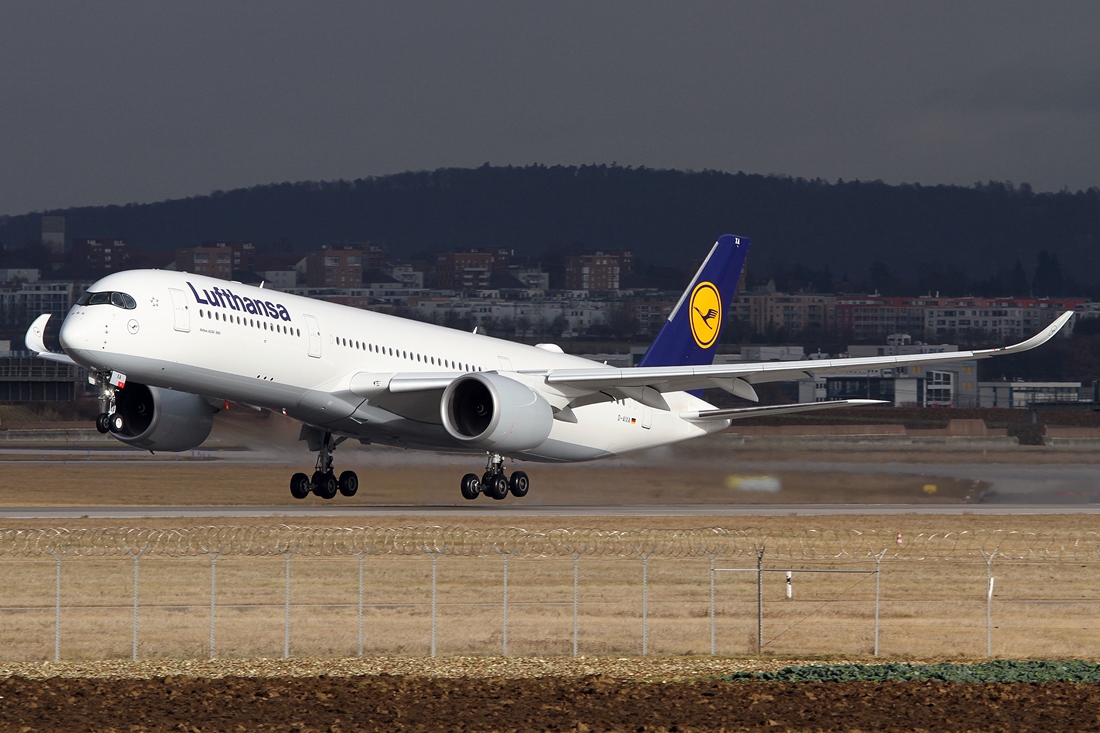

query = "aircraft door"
[168,288,190,332]
[641,405,652,429]
[304,314,322,357]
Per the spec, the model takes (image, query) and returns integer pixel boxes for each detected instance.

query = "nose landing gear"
[289,430,359,500]
[92,371,121,435]
[461,453,530,501]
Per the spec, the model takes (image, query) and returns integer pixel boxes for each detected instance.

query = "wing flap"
[680,398,887,423]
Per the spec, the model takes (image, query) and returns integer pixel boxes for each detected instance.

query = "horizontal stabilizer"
[680,398,886,422]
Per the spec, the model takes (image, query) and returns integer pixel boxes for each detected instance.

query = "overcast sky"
[2,2,1098,216]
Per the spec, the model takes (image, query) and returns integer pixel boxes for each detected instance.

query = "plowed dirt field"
[2,674,1098,732]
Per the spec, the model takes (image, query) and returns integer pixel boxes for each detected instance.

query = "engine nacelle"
[440,373,554,452]
[110,383,215,452]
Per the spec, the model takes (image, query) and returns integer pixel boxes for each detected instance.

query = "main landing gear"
[460,453,529,501]
[290,430,359,500]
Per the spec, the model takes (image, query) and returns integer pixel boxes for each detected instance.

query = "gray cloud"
[2,1,1099,216]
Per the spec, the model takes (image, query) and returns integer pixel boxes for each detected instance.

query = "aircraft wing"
[542,311,1074,400]
[348,311,1072,415]
[24,314,77,365]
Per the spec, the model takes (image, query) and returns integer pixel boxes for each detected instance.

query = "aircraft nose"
[58,313,89,353]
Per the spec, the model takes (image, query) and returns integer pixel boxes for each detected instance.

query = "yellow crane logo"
[689,281,722,349]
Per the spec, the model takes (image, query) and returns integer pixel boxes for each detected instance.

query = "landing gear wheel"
[313,471,338,500]
[338,471,359,497]
[460,473,481,500]
[290,472,311,499]
[484,473,509,500]
[508,471,530,498]
[95,413,110,434]
[109,413,125,433]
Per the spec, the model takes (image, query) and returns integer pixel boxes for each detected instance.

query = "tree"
[1032,251,1065,297]
[868,261,903,295]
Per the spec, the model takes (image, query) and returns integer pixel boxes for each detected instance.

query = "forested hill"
[2,165,1099,293]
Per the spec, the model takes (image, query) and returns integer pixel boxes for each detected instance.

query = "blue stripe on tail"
[638,234,751,368]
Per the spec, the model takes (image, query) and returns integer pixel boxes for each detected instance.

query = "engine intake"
[110,383,215,452]
[440,373,553,452]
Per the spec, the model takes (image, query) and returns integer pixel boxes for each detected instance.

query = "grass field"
[2,535,1099,662]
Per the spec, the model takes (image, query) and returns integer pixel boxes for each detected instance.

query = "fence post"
[980,550,996,658]
[428,550,441,658]
[633,541,655,655]
[633,547,657,656]
[703,548,724,656]
[567,548,588,657]
[124,547,150,661]
[202,549,224,659]
[494,547,518,656]
[756,547,765,655]
[277,548,298,659]
[44,546,70,663]
[355,551,373,658]
[873,549,887,657]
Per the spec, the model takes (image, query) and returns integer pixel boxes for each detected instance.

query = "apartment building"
[176,242,256,279]
[70,239,128,273]
[305,248,363,288]
[564,252,623,291]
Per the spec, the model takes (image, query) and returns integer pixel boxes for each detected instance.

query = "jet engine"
[109,383,215,452]
[440,373,553,452]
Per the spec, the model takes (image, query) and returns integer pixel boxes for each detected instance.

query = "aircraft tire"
[314,471,339,500]
[290,472,311,499]
[95,413,110,434]
[460,473,481,500]
[508,471,529,498]
[338,470,359,497]
[110,413,125,433]
[485,473,509,500]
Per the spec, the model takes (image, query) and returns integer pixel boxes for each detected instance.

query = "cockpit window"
[77,290,137,309]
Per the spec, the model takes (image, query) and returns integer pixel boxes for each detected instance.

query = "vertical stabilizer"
[638,234,750,368]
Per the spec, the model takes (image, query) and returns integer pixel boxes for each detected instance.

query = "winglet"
[25,314,77,365]
[975,310,1074,358]
[25,313,52,354]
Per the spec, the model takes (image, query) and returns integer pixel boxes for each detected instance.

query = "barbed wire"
[2,527,1100,561]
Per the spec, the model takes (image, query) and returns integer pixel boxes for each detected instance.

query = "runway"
[4,503,1100,520]
[5,440,1100,519]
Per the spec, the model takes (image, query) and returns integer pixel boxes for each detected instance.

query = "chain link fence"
[3,526,1100,662]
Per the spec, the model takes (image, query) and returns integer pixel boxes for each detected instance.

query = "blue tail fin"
[638,234,750,368]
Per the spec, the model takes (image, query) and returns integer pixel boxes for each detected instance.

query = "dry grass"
[2,527,1100,662]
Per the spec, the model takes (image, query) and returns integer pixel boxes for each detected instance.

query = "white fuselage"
[58,270,721,462]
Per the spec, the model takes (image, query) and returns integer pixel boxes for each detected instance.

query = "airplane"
[25,234,1074,501]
